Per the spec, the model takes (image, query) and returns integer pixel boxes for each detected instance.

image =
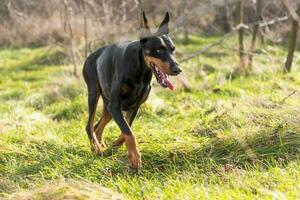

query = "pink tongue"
[157,69,174,91]
[164,76,174,91]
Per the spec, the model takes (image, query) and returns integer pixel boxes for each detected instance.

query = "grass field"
[0,36,300,199]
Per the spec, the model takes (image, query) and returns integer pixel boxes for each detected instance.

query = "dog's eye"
[156,49,164,54]
[155,46,167,54]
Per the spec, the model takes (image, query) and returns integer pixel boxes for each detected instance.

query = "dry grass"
[5,179,123,200]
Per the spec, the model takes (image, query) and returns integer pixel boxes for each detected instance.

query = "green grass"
[0,36,300,199]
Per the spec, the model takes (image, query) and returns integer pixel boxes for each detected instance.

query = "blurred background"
[1,0,299,59]
[1,1,300,199]
[1,0,300,79]
[0,0,299,44]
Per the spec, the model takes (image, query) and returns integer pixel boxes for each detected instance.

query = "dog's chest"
[121,82,151,111]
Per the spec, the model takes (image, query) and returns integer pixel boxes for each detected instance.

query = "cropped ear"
[142,11,149,30]
[157,12,169,35]
[140,11,151,38]
[140,37,149,44]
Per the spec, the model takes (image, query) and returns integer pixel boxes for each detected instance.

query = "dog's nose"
[171,64,182,75]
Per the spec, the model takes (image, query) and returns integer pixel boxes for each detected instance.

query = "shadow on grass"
[22,50,65,70]
[1,49,65,75]
[1,128,299,185]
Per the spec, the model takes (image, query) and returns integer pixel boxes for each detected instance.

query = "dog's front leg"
[108,100,141,169]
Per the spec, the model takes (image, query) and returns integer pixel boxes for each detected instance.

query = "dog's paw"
[123,134,141,170]
[100,141,107,148]
[91,139,105,156]
[127,150,141,169]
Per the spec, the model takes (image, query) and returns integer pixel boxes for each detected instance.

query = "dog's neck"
[138,44,153,84]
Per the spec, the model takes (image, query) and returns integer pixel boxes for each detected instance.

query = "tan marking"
[123,134,141,169]
[89,92,103,154]
[144,55,172,74]
[89,93,99,134]
[94,105,112,149]
[112,135,126,147]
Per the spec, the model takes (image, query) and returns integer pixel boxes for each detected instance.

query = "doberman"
[82,12,182,169]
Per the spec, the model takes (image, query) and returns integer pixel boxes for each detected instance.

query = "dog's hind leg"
[85,84,102,154]
[94,100,112,148]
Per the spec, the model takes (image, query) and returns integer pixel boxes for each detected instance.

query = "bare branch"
[281,0,299,22]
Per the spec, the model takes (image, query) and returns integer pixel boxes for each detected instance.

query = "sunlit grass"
[0,37,300,199]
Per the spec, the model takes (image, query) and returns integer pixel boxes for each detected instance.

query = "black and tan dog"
[82,12,182,169]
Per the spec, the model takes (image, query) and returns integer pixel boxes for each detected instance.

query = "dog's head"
[140,12,182,91]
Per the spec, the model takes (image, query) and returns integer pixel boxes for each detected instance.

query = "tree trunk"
[63,0,78,77]
[281,0,299,73]
[184,24,189,44]
[248,0,263,68]
[216,6,231,32]
[259,28,265,45]
[82,0,88,58]
[225,6,234,32]
[181,0,189,44]
[284,19,299,73]
[237,0,246,72]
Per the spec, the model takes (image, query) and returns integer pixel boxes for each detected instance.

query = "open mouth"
[150,62,174,91]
